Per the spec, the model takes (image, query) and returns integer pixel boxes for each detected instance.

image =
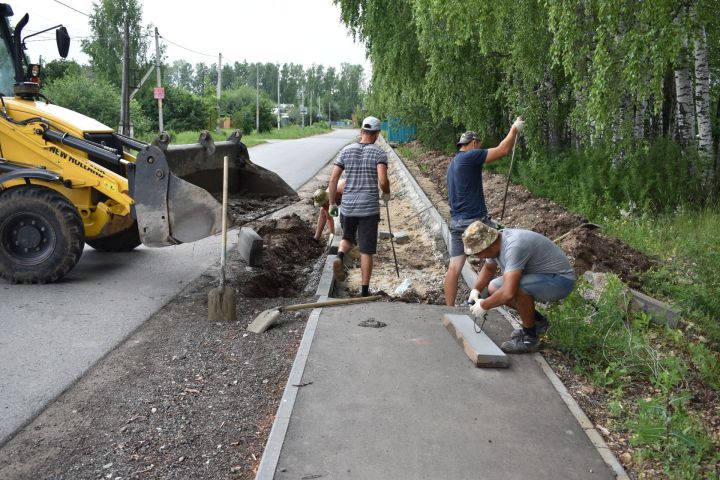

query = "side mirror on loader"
[56,26,70,58]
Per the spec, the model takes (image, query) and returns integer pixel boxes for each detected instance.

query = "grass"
[604,208,720,350]
[137,124,332,147]
[545,275,720,479]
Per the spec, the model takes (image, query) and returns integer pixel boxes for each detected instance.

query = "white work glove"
[512,116,525,135]
[469,301,488,319]
[467,289,481,305]
[381,191,391,205]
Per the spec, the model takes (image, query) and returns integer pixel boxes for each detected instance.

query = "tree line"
[335,0,720,203]
[37,0,366,135]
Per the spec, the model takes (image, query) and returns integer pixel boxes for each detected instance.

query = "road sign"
[153,87,165,100]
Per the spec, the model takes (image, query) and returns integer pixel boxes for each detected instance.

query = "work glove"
[469,301,488,319]
[329,204,339,217]
[381,191,391,205]
[467,289,481,305]
[512,116,525,135]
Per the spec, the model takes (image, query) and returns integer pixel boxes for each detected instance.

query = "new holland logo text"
[49,146,104,178]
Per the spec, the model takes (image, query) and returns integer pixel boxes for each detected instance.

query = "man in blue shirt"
[444,117,524,305]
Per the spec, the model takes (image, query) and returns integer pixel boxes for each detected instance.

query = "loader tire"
[86,221,141,252]
[0,186,84,284]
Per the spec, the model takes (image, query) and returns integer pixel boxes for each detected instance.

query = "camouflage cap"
[456,131,481,149]
[462,221,500,255]
[312,188,329,208]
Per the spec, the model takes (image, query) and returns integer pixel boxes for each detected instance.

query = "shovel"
[208,156,237,321]
[247,295,382,334]
[553,223,602,244]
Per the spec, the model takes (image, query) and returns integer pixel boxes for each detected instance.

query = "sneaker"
[501,332,540,354]
[333,257,347,281]
[511,311,549,339]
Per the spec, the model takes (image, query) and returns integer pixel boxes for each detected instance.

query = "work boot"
[333,256,347,282]
[501,332,540,354]
[511,311,549,339]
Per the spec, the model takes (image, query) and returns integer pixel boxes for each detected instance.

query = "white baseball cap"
[361,116,381,132]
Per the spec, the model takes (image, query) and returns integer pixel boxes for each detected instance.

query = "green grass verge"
[545,275,720,478]
[137,124,332,147]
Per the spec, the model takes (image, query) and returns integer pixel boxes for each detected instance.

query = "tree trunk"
[694,24,715,191]
[662,66,675,137]
[633,97,646,141]
[675,28,696,145]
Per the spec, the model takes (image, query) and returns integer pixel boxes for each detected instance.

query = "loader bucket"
[132,131,297,247]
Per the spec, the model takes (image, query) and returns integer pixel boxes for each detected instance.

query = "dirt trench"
[399,140,659,289]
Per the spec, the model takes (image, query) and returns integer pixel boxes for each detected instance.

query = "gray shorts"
[449,216,497,257]
[490,273,576,303]
[340,214,380,254]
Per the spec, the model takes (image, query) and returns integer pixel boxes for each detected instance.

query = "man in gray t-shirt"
[461,221,576,353]
[327,116,390,297]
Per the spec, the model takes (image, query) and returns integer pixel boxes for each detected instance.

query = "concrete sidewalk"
[257,302,617,479]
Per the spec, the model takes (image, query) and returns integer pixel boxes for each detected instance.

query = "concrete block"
[316,256,335,297]
[583,271,679,328]
[238,227,263,266]
[393,231,410,244]
[329,233,341,255]
[443,314,509,368]
[379,230,392,239]
[629,288,680,328]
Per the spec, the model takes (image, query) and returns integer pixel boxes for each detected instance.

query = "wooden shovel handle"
[280,295,382,312]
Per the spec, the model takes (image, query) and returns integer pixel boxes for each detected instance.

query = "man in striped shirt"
[327,116,390,297]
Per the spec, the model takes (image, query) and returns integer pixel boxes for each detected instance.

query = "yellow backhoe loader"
[0,4,296,283]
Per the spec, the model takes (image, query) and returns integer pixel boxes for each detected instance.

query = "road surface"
[0,128,357,445]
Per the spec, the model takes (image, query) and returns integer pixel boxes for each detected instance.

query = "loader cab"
[0,2,70,96]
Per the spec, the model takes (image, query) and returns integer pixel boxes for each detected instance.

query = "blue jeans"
[490,273,576,302]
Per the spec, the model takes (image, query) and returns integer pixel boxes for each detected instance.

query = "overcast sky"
[19,0,370,73]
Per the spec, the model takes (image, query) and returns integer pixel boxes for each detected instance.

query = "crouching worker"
[312,179,346,243]
[462,221,576,353]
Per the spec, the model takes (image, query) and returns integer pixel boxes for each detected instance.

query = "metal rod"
[386,202,400,278]
[500,134,519,221]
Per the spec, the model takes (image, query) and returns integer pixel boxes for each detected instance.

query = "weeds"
[546,274,719,478]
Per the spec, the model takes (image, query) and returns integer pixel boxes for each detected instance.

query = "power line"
[53,0,90,18]
[159,34,216,59]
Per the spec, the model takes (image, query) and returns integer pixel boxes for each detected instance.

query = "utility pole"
[277,65,281,130]
[120,14,130,135]
[154,27,163,132]
[216,53,222,131]
[301,89,304,128]
[328,91,331,127]
[309,91,313,126]
[256,63,260,133]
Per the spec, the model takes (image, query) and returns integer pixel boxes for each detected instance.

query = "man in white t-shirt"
[462,221,576,353]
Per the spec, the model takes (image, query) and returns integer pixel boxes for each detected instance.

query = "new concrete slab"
[270,303,613,480]
[443,313,509,368]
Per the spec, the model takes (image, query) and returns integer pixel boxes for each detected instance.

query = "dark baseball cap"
[456,131,481,148]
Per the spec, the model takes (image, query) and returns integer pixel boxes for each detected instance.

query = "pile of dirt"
[227,195,299,226]
[241,214,323,298]
[400,141,659,289]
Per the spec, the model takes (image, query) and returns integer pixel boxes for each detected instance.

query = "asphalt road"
[249,128,358,189]
[0,128,357,445]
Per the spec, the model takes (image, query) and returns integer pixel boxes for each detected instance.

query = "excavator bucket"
[132,131,297,247]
